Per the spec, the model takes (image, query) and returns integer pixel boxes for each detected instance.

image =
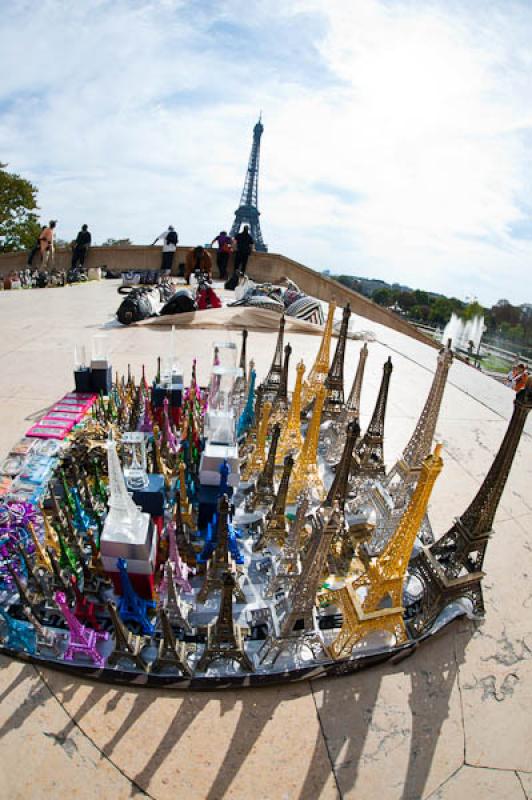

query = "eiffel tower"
[260,315,285,399]
[229,116,267,251]
[151,608,192,675]
[197,571,254,673]
[351,357,393,481]
[259,505,340,665]
[197,496,245,603]
[270,344,292,425]
[254,454,295,550]
[252,423,281,509]
[367,341,453,553]
[322,303,351,419]
[408,378,532,637]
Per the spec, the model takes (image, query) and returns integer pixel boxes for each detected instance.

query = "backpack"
[166,230,178,246]
[160,289,195,315]
[116,287,161,325]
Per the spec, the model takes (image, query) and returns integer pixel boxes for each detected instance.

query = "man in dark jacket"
[72,224,92,269]
[233,225,254,274]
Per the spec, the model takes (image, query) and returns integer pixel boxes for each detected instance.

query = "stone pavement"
[0,280,530,800]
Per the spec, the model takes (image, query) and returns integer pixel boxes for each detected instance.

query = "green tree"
[462,300,486,321]
[373,288,393,306]
[0,163,41,251]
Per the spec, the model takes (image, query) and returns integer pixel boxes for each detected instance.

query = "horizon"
[2,1,532,307]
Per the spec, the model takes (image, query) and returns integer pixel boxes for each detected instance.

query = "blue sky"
[1,0,532,306]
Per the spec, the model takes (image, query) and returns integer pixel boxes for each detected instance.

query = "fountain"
[442,313,485,355]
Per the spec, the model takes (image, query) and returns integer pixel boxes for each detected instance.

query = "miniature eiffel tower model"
[151,607,192,675]
[162,561,192,633]
[369,341,453,553]
[197,571,254,673]
[240,382,264,459]
[409,378,532,637]
[160,515,193,594]
[351,357,393,481]
[254,454,295,550]
[260,315,285,400]
[27,520,52,572]
[178,461,194,528]
[287,386,326,504]
[276,359,305,465]
[241,401,272,481]
[270,344,292,425]
[322,303,351,420]
[39,505,61,559]
[152,424,172,490]
[252,423,281,508]
[197,496,245,603]
[106,601,149,671]
[323,445,443,659]
[232,329,248,408]
[324,420,361,574]
[259,504,342,665]
[267,494,309,594]
[301,301,336,412]
[324,343,368,464]
[55,591,109,667]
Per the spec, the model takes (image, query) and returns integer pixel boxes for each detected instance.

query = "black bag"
[224,271,240,291]
[160,289,195,315]
[166,230,178,246]
[36,271,49,288]
[117,287,160,325]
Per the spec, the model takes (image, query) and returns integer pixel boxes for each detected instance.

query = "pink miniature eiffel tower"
[162,398,180,453]
[137,392,153,434]
[54,591,109,668]
[159,522,193,594]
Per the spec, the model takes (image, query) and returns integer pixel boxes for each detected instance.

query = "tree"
[462,301,486,321]
[101,238,132,246]
[373,288,393,307]
[0,163,41,251]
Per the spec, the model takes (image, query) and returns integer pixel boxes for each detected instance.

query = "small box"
[74,368,92,393]
[90,365,112,394]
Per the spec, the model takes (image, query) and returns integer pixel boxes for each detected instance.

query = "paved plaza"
[0,280,531,800]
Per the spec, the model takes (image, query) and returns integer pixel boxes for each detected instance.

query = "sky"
[1,0,532,307]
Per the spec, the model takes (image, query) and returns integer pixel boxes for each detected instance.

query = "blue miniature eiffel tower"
[0,608,36,653]
[237,370,256,439]
[71,487,93,533]
[197,520,216,564]
[116,558,156,635]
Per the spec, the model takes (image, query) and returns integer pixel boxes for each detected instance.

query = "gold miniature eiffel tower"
[196,572,254,673]
[276,360,305,466]
[241,401,272,481]
[106,602,149,671]
[286,386,326,504]
[30,517,53,571]
[151,608,192,675]
[178,461,194,528]
[197,496,245,603]
[301,301,336,412]
[251,423,281,509]
[259,504,342,665]
[254,454,295,550]
[270,344,292,426]
[152,424,172,490]
[324,445,443,659]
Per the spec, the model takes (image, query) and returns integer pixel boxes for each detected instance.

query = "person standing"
[71,224,92,269]
[210,230,232,279]
[27,225,46,266]
[152,225,179,274]
[233,225,254,274]
[39,220,57,267]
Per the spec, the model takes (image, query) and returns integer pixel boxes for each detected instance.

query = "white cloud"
[1,0,532,305]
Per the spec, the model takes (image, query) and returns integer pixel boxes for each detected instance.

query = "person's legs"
[162,251,173,272]
[27,244,39,266]
[234,251,244,273]
[240,252,250,273]
[217,251,228,279]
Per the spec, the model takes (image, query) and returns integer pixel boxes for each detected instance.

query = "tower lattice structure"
[325,444,443,659]
[197,496,245,603]
[270,344,292,425]
[267,495,309,594]
[197,571,254,672]
[324,342,368,464]
[287,386,326,504]
[368,341,453,553]
[351,357,393,481]
[255,454,295,550]
[229,116,267,252]
[276,359,305,464]
[260,316,285,400]
[252,423,281,508]
[322,304,351,420]
[301,302,336,412]
[408,379,532,637]
[260,505,341,665]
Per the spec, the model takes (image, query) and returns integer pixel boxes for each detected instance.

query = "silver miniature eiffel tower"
[259,505,340,665]
[254,454,294,551]
[260,315,285,400]
[267,495,309,596]
[163,561,192,633]
[106,602,149,671]
[197,496,245,603]
[196,571,254,673]
[270,343,292,423]
[151,608,192,675]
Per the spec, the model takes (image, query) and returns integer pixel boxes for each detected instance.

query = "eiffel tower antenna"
[229,116,267,252]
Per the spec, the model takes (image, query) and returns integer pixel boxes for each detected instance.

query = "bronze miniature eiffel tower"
[197,496,245,603]
[106,601,149,671]
[259,504,341,665]
[267,495,309,595]
[197,571,254,673]
[409,378,532,637]
[270,344,292,425]
[368,341,453,553]
[163,561,192,633]
[252,423,281,509]
[351,357,393,481]
[322,303,351,420]
[260,314,285,400]
[151,608,192,675]
[254,454,295,550]
[324,421,361,574]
